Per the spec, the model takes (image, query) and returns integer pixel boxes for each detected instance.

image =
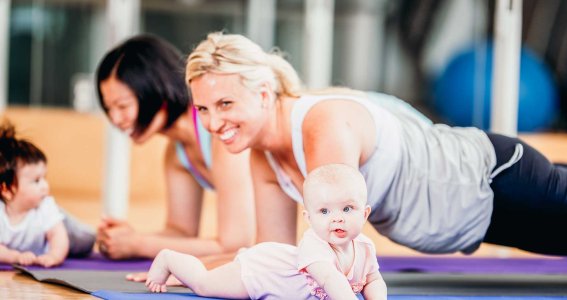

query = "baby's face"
[12,162,49,211]
[304,185,369,247]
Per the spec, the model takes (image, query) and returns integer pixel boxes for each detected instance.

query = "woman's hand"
[97,217,139,259]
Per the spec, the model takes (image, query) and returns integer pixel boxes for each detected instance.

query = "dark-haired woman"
[95,35,255,269]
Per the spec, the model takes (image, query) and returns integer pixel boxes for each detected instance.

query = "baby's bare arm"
[0,244,36,265]
[0,244,20,264]
[36,222,69,267]
[306,262,358,300]
[362,271,387,300]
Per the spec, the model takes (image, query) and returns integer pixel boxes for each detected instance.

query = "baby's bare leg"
[145,249,173,293]
[146,249,248,298]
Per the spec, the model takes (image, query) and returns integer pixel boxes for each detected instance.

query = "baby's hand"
[17,251,36,266]
[127,272,182,286]
[146,280,168,293]
[145,249,172,293]
[35,254,62,268]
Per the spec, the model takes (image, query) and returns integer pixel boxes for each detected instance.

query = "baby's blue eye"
[343,206,352,213]
[320,208,328,214]
[219,101,233,110]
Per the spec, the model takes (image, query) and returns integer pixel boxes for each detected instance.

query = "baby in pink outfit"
[146,164,387,299]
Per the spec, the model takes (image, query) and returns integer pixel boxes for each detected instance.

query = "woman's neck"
[257,96,295,154]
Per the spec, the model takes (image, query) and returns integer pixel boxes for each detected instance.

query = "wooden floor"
[1,133,566,299]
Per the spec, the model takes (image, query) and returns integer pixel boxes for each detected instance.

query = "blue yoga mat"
[92,291,367,300]
[91,291,567,300]
[92,291,226,300]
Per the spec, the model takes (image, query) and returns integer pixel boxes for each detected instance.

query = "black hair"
[95,34,190,136]
[0,121,47,198]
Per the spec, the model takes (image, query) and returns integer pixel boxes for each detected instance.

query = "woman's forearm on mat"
[135,234,226,258]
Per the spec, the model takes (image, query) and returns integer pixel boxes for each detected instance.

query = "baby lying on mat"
[0,121,94,267]
[146,164,387,299]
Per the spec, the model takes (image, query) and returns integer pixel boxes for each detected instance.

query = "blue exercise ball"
[432,44,558,132]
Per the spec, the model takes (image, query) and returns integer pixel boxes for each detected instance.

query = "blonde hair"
[303,164,367,207]
[186,32,302,98]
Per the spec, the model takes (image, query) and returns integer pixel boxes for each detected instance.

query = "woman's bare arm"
[302,99,376,172]
[99,139,256,259]
[250,149,297,244]
[211,139,256,251]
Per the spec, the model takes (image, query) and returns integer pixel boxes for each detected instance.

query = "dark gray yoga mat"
[15,266,191,294]
[15,265,567,296]
[384,273,567,296]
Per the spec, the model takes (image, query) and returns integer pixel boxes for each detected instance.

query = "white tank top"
[265,92,497,254]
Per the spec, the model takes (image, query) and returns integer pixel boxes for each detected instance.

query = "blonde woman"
[185,32,567,256]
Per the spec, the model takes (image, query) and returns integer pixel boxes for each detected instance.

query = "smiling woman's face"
[190,72,269,154]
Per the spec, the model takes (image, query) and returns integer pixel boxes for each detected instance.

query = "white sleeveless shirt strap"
[291,98,323,178]
[263,151,304,203]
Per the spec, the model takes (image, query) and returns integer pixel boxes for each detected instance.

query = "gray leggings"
[61,209,96,257]
[484,133,567,256]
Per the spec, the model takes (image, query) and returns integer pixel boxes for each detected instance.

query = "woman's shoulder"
[163,139,182,164]
[297,90,370,118]
[298,93,374,140]
[164,139,179,154]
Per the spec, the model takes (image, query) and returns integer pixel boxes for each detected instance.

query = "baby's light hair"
[303,164,367,208]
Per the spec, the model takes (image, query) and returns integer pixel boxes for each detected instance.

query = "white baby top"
[0,196,64,255]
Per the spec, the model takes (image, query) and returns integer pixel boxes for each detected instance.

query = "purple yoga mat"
[2,255,566,274]
[379,256,567,274]
[0,253,151,271]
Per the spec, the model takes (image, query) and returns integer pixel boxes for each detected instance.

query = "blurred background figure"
[3,0,567,131]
